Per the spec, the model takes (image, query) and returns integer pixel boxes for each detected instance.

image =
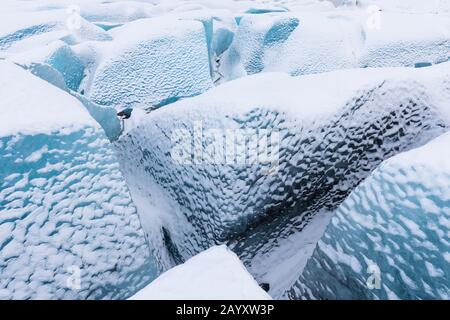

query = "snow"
[221,10,450,79]
[115,62,450,297]
[87,16,213,110]
[287,131,450,300]
[130,245,271,300]
[0,9,111,55]
[0,61,95,137]
[0,61,157,299]
[1,0,450,300]
[10,40,85,91]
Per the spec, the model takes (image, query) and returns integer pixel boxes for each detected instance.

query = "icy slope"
[87,16,213,110]
[287,131,450,300]
[115,62,450,287]
[0,61,156,299]
[130,245,271,300]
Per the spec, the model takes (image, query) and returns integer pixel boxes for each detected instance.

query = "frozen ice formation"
[286,131,450,300]
[0,9,111,55]
[221,11,450,80]
[0,61,157,299]
[114,62,450,289]
[221,12,362,79]
[87,17,213,110]
[2,0,450,301]
[10,40,85,91]
[130,245,271,300]
[341,0,450,14]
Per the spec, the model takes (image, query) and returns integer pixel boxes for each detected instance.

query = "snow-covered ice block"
[0,61,156,299]
[220,12,363,79]
[114,62,450,279]
[343,0,450,14]
[287,131,450,300]
[356,12,450,68]
[10,40,85,91]
[221,11,450,79]
[78,1,154,25]
[130,245,271,300]
[0,9,111,55]
[88,17,213,109]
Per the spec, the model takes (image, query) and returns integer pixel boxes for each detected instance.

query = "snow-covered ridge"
[0,60,96,137]
[130,245,271,300]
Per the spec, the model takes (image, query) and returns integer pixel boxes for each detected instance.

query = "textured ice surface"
[355,12,450,68]
[221,11,450,79]
[0,61,156,299]
[221,12,362,79]
[88,16,213,109]
[0,9,111,55]
[115,63,450,290]
[130,245,271,300]
[287,131,450,300]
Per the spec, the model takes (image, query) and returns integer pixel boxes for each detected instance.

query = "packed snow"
[130,245,271,300]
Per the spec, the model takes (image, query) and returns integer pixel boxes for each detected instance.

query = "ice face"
[10,41,85,91]
[286,131,450,300]
[87,17,213,110]
[0,62,157,299]
[130,245,272,300]
[114,62,450,292]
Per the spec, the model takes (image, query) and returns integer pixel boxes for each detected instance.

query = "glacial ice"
[0,61,157,299]
[10,40,85,91]
[286,131,450,300]
[0,9,111,55]
[221,10,450,79]
[220,12,362,79]
[2,0,450,301]
[87,16,213,110]
[130,245,271,300]
[343,0,450,14]
[114,62,450,293]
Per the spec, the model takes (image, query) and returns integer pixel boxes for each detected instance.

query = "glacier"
[114,62,450,295]
[87,16,213,110]
[10,40,85,91]
[0,8,111,55]
[221,10,450,80]
[0,61,157,299]
[286,131,450,300]
[1,0,450,301]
